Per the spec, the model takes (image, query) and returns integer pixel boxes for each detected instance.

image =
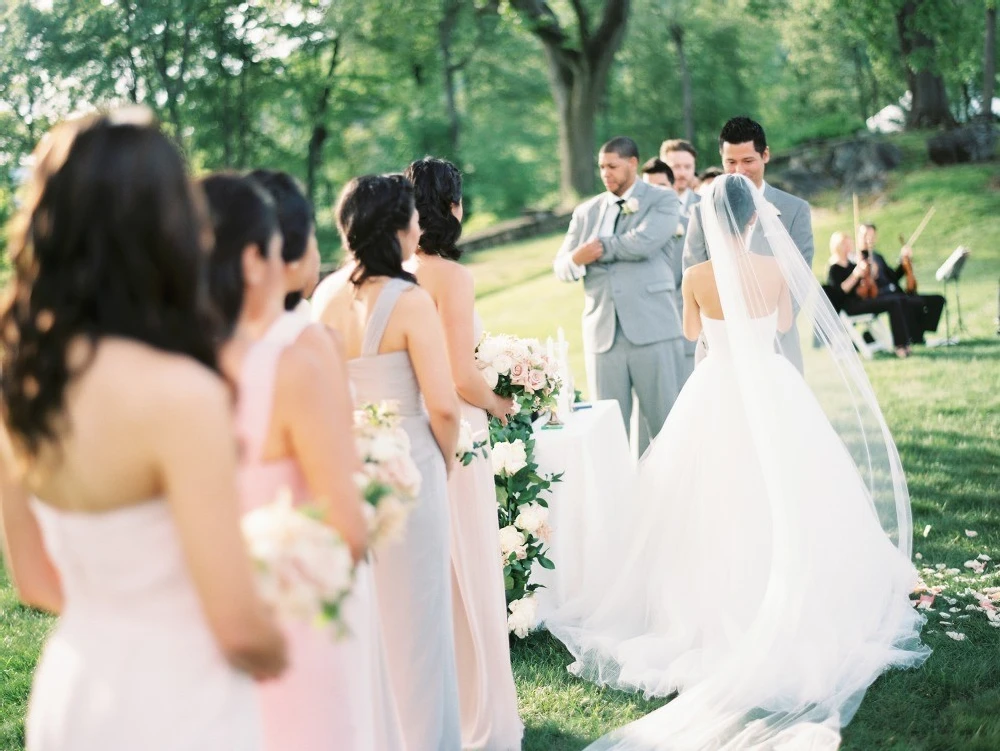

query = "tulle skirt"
[547,352,929,749]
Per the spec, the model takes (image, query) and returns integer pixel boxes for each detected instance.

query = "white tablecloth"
[530,400,634,624]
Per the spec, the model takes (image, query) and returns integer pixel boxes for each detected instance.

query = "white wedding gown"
[547,175,929,750]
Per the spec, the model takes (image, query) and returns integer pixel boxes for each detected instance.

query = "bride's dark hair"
[404,157,463,261]
[723,175,757,235]
[0,112,220,457]
[335,174,417,287]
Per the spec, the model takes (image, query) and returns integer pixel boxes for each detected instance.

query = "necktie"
[612,199,626,234]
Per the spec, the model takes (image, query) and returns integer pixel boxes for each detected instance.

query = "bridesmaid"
[0,112,285,751]
[200,173,402,751]
[404,157,524,750]
[317,174,463,751]
[247,169,321,317]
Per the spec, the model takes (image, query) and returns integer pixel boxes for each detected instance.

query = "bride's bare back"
[681,253,793,341]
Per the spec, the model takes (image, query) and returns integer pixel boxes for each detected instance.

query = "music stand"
[929,246,971,347]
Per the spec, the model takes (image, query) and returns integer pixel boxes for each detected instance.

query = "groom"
[683,116,815,370]
[554,136,684,454]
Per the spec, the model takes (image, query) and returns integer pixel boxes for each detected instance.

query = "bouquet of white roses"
[353,401,421,548]
[242,491,355,637]
[455,418,489,467]
[475,333,561,414]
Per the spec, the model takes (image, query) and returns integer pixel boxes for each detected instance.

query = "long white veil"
[546,174,928,750]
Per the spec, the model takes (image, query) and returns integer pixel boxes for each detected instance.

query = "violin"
[897,233,919,294]
[856,250,879,300]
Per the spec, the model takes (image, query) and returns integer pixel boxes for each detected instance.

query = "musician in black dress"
[857,223,946,344]
[827,231,912,358]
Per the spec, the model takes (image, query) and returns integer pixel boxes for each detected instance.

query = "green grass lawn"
[468,161,1000,750]
[1,161,998,750]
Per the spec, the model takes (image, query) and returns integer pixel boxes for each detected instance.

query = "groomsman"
[554,137,684,455]
[683,116,815,370]
[659,139,702,381]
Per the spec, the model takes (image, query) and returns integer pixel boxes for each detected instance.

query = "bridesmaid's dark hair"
[404,157,463,261]
[247,169,314,310]
[335,174,417,287]
[200,173,280,333]
[0,111,221,458]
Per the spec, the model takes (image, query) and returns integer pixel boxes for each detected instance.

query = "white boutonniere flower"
[621,197,640,216]
[673,220,685,238]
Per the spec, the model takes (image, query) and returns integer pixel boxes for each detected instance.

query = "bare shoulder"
[684,259,713,279]
[275,340,326,400]
[93,339,229,420]
[395,283,437,315]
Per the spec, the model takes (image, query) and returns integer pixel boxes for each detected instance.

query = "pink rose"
[527,369,546,391]
[510,362,527,385]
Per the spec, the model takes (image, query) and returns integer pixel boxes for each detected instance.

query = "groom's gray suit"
[683,181,814,370]
[554,179,684,453]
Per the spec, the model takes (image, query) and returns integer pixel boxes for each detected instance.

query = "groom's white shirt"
[563,182,637,281]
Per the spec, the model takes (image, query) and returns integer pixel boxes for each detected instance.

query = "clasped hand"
[571,238,604,266]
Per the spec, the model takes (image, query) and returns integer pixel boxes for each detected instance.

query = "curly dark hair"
[200,173,280,334]
[404,157,463,261]
[335,174,417,287]
[0,112,220,457]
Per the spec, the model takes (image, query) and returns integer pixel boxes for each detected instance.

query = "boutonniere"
[673,221,685,238]
[621,197,640,216]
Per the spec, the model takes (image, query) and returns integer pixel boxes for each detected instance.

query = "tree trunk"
[439,0,462,158]
[511,0,630,203]
[985,5,997,123]
[670,23,694,142]
[895,0,955,128]
[307,41,340,205]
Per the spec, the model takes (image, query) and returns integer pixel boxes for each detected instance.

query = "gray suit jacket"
[682,182,814,271]
[667,191,701,356]
[554,179,682,354]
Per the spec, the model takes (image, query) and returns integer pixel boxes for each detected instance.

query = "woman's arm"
[431,266,514,423]
[682,269,702,342]
[275,333,368,562]
[0,436,63,613]
[160,370,286,680]
[401,289,460,472]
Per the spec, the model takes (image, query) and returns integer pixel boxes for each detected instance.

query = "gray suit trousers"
[587,321,684,456]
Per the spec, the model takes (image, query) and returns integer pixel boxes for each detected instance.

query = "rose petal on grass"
[965,530,978,538]
[945,631,966,641]
[923,525,932,537]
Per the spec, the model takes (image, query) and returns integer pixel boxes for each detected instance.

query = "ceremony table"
[530,399,634,625]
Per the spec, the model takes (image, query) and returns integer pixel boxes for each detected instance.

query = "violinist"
[827,231,912,358]
[857,224,946,345]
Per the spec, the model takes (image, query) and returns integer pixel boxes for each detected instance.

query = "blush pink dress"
[25,498,262,751]
[236,312,403,751]
[449,312,524,750]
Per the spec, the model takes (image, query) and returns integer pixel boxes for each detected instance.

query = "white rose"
[507,596,539,638]
[514,502,548,536]
[455,420,474,457]
[492,353,514,376]
[625,197,640,214]
[480,365,499,390]
[498,525,527,557]
[492,439,528,476]
[368,432,401,463]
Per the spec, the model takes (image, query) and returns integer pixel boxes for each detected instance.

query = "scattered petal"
[923,525,932,537]
[945,631,967,641]
[935,563,946,570]
[977,554,992,562]
[965,530,978,538]
[915,552,923,560]
[916,594,936,610]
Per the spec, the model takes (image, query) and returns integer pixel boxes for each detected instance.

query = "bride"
[546,174,930,750]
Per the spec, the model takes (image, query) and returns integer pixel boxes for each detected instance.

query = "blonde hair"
[829,231,849,263]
